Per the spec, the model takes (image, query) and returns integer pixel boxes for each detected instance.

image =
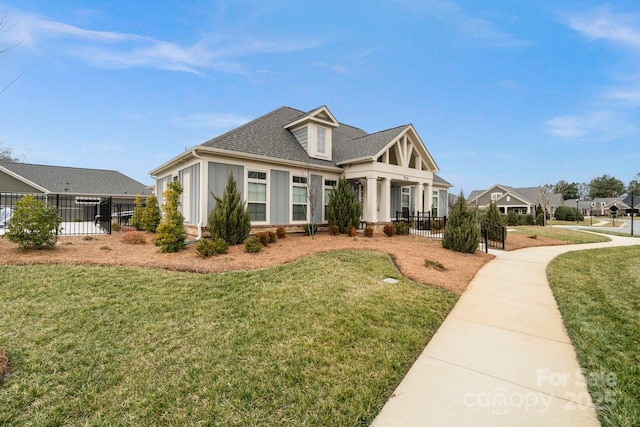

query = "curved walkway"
[372,234,639,427]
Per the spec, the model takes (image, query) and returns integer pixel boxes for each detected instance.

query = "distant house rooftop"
[0,162,150,197]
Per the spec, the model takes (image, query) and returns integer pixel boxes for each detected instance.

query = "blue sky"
[1,0,639,194]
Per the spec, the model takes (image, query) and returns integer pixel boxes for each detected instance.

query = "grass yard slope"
[547,246,640,427]
[0,250,457,426]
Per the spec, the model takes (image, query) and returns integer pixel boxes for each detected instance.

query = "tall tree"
[553,180,579,200]
[208,172,251,245]
[0,143,20,162]
[588,175,625,198]
[442,192,480,254]
[628,172,640,196]
[326,178,362,234]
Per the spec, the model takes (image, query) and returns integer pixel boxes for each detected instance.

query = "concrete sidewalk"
[372,234,639,427]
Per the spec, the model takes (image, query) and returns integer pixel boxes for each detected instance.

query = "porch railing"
[393,211,447,239]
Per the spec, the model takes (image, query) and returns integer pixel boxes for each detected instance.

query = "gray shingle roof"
[469,184,562,206]
[433,174,452,187]
[0,162,150,196]
[333,125,407,164]
[198,105,452,183]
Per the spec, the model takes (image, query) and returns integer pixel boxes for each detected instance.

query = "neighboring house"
[567,197,630,216]
[622,195,640,215]
[467,184,562,216]
[150,105,452,234]
[0,161,150,223]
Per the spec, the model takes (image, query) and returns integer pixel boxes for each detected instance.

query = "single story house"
[467,184,562,216]
[567,197,630,216]
[150,105,452,234]
[0,161,150,229]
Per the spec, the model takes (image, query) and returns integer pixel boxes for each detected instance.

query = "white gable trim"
[284,105,339,130]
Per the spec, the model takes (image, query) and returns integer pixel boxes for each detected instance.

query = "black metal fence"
[0,193,137,236]
[392,211,506,253]
[479,222,506,252]
[394,211,447,239]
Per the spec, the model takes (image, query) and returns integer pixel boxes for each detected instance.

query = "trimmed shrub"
[555,206,584,222]
[394,221,409,235]
[536,213,545,226]
[442,192,480,254]
[268,231,277,244]
[505,211,518,226]
[121,230,146,245]
[208,173,251,246]
[196,239,216,258]
[302,223,318,235]
[276,226,287,239]
[6,195,62,249]
[154,181,186,253]
[347,226,356,237]
[256,231,271,247]
[328,225,339,236]
[197,237,230,257]
[383,223,395,237]
[525,214,535,226]
[327,178,362,233]
[141,194,161,233]
[364,226,374,237]
[111,221,122,232]
[244,236,263,253]
[130,194,144,230]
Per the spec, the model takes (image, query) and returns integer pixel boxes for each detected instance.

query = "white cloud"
[9,8,322,75]
[567,5,640,50]
[400,0,529,48]
[545,111,633,140]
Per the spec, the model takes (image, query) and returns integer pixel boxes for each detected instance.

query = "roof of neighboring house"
[623,195,640,208]
[0,162,150,196]
[468,184,563,206]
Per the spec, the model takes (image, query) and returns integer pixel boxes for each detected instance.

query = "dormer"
[285,105,339,160]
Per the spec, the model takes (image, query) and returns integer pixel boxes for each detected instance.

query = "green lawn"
[510,226,611,244]
[547,246,640,427]
[0,250,457,426]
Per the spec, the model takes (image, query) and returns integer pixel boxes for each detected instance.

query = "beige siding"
[0,171,42,194]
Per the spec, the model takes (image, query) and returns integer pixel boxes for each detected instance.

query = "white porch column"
[378,178,391,222]
[425,182,432,213]
[365,176,378,223]
[415,182,424,214]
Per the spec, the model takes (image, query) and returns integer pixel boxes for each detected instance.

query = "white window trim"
[247,169,269,224]
[491,192,502,201]
[291,175,308,223]
[310,124,331,159]
[323,179,337,222]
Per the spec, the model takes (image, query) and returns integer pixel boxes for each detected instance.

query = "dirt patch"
[0,230,568,294]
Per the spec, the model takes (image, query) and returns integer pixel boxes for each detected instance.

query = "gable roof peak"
[284,105,339,129]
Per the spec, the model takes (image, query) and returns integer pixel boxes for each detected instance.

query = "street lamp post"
[576,199,579,225]
[632,193,635,237]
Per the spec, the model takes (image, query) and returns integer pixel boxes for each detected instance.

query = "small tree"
[130,195,144,230]
[154,181,186,252]
[305,172,322,239]
[208,173,251,246]
[482,201,505,242]
[141,194,161,232]
[6,195,62,249]
[442,192,480,254]
[327,178,362,233]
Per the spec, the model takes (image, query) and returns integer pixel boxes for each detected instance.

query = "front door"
[401,186,411,216]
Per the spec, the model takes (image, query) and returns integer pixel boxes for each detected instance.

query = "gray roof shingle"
[0,162,150,196]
